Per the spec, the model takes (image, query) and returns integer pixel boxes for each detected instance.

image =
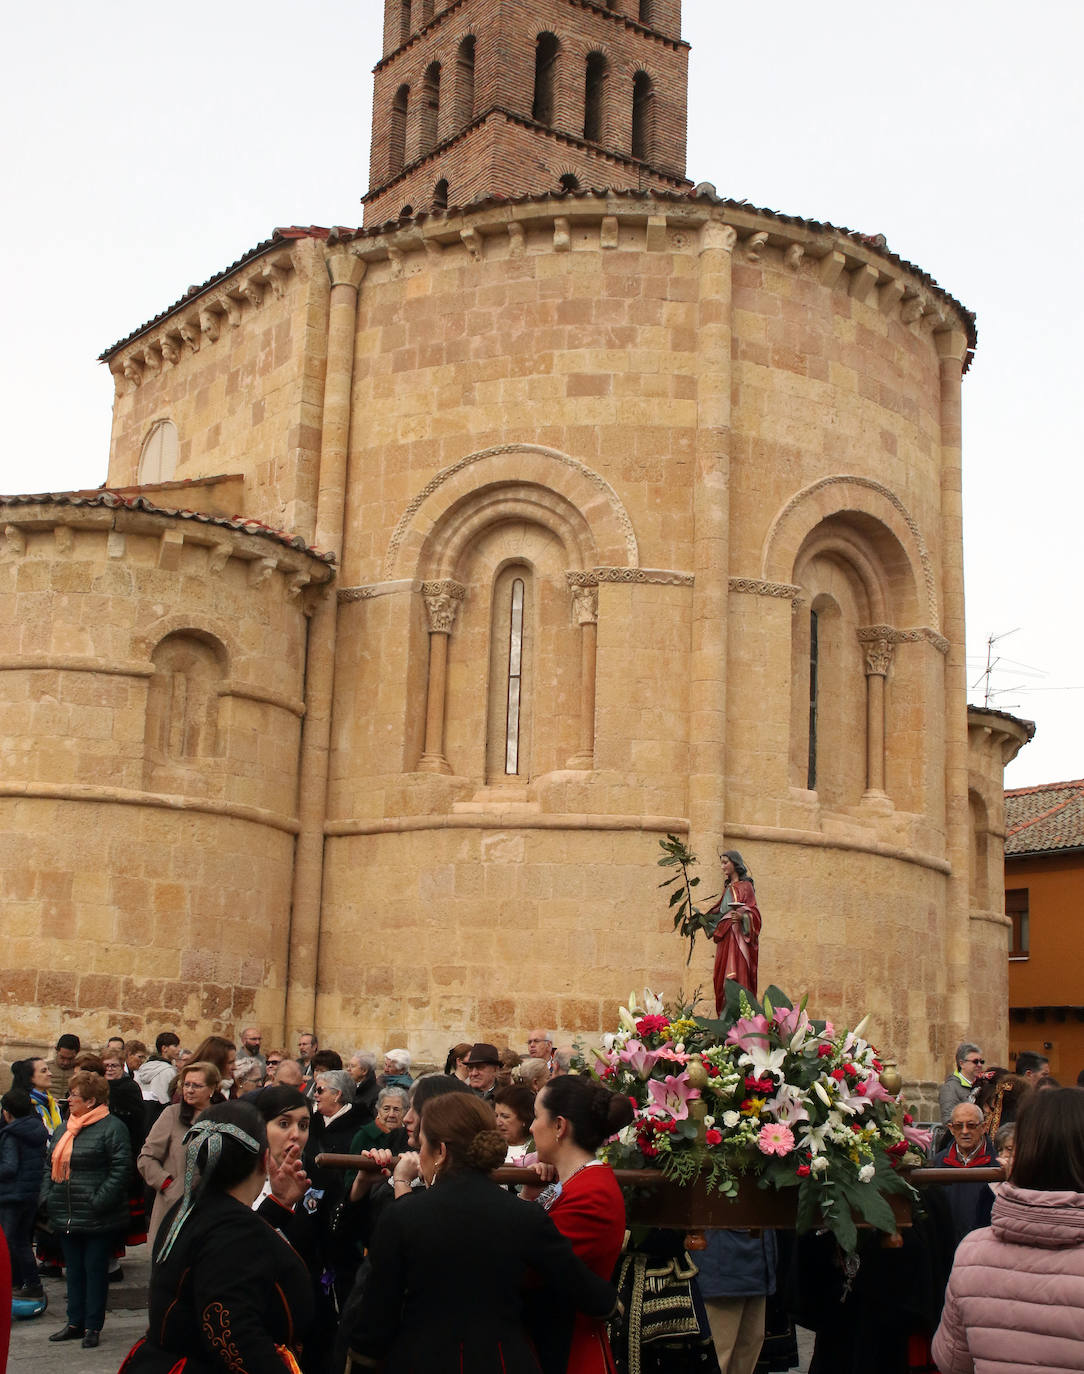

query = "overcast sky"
[2,1,1080,787]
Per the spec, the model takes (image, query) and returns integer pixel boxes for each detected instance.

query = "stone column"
[566,574,599,769]
[284,247,365,1040]
[937,329,972,1040]
[690,219,737,861]
[418,580,466,773]
[863,638,893,797]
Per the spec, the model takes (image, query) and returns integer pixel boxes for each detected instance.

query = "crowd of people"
[1,1023,1082,1373]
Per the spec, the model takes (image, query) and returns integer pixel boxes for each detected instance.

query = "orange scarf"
[51,1104,110,1181]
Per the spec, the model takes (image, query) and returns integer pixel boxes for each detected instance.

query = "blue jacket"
[696,1228,778,1299]
[0,1113,49,1202]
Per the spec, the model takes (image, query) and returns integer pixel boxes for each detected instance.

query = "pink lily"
[765,1083,809,1128]
[903,1122,933,1151]
[646,1073,700,1121]
[725,1014,771,1053]
[618,1040,661,1080]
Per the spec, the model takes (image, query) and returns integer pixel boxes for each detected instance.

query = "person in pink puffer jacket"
[932,1085,1084,1374]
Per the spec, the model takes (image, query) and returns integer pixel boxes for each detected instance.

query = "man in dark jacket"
[0,1089,49,1299]
[932,1101,995,1244]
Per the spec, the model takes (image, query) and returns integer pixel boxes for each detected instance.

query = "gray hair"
[553,1049,572,1073]
[384,1048,412,1071]
[515,1058,551,1090]
[317,1070,356,1104]
[377,1086,409,1110]
[955,1041,981,1069]
[233,1057,263,1085]
[350,1050,378,1073]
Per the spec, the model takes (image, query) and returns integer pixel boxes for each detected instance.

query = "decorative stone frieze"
[729,577,802,599]
[592,567,693,586]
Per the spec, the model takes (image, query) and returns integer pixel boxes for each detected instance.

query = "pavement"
[8,1244,150,1372]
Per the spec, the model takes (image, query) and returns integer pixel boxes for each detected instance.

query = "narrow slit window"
[807,608,819,790]
[505,578,525,773]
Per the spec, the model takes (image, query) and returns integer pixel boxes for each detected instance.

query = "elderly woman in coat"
[44,1070,132,1349]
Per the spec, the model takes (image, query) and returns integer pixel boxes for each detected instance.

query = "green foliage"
[657,833,713,965]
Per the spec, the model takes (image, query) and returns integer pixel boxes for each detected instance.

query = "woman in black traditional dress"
[119,1100,313,1374]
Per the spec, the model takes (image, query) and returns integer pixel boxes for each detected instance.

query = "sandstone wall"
[104,238,330,544]
[0,502,330,1052]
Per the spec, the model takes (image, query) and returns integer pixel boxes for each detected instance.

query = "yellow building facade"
[0,0,1026,1091]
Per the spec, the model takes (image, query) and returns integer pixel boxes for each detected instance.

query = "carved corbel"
[54,525,74,555]
[207,541,232,575]
[179,315,201,353]
[900,292,925,325]
[199,307,222,343]
[286,570,311,600]
[261,259,290,298]
[122,355,143,390]
[552,218,571,253]
[3,525,26,558]
[239,276,264,309]
[785,242,804,270]
[849,263,879,302]
[423,236,444,260]
[744,231,769,263]
[387,245,405,279]
[600,216,619,251]
[878,277,906,316]
[210,293,242,329]
[421,579,466,633]
[249,556,278,588]
[507,222,526,257]
[159,333,182,367]
[818,250,847,287]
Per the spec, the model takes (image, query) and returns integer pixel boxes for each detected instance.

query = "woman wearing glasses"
[138,1061,221,1246]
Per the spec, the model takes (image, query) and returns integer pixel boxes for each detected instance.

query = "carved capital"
[326,247,367,291]
[700,220,737,254]
[864,639,894,677]
[570,584,598,626]
[422,579,466,633]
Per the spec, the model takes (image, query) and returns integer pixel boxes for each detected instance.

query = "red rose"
[705,1128,723,1145]
[635,1015,671,1036]
[887,1140,908,1157]
[796,1164,811,1178]
[831,1068,846,1081]
[817,1044,834,1058]
[903,1112,913,1125]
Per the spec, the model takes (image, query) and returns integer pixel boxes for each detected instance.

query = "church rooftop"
[1005,778,1084,857]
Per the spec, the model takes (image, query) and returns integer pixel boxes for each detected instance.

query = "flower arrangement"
[576,980,932,1255]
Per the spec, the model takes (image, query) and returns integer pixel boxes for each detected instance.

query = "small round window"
[138,420,178,485]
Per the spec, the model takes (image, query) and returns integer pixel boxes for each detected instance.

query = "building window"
[632,71,654,160]
[1007,888,1030,959]
[144,631,225,791]
[532,33,559,125]
[455,36,476,125]
[807,608,819,790]
[505,578,525,774]
[420,62,441,153]
[432,178,449,210]
[559,172,580,192]
[584,51,607,143]
[138,419,179,485]
[390,84,409,174]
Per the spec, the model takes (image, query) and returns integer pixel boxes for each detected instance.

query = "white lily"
[739,1044,788,1080]
[813,1079,832,1108]
[643,988,665,1015]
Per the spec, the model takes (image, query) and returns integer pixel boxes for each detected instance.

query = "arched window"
[631,71,654,160]
[390,84,409,174]
[807,607,819,790]
[639,0,655,25]
[487,565,534,779]
[559,172,580,192]
[532,33,559,125]
[432,178,449,210]
[144,631,226,791]
[138,419,178,485]
[399,204,414,218]
[584,52,607,142]
[420,62,441,153]
[454,36,476,126]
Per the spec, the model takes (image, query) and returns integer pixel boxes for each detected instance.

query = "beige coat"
[137,1104,195,1247]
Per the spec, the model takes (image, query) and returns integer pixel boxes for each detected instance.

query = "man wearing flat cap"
[464,1043,500,1100]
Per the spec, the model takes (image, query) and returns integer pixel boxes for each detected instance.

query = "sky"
[1,1,1080,787]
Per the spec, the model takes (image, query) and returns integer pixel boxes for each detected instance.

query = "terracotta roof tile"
[1005,779,1084,856]
[0,488,336,566]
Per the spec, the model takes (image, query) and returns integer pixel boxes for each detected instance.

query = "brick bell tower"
[364,0,691,224]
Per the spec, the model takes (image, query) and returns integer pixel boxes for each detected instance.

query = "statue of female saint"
[705,850,761,1012]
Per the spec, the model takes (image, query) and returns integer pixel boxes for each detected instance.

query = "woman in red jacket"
[932,1085,1084,1374]
[530,1076,635,1374]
